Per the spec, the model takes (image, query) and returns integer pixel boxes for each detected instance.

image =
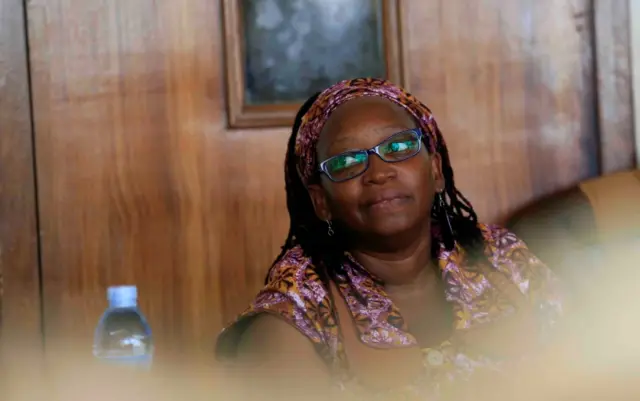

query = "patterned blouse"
[216,224,563,399]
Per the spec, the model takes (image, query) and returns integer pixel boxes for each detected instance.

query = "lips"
[365,189,411,209]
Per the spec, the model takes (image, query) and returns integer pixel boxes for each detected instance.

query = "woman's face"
[308,97,444,240]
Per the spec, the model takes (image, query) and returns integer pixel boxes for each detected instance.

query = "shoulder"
[262,247,332,316]
[479,223,523,248]
[216,247,333,360]
[265,246,324,291]
[478,223,538,262]
[477,223,564,317]
[477,222,545,276]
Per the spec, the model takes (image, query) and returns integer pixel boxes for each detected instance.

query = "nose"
[363,153,396,185]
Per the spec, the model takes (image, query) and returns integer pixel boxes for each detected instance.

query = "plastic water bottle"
[93,285,154,369]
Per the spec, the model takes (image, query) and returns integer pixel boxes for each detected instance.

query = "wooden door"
[21,0,633,368]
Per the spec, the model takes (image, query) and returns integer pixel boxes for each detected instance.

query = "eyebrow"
[326,125,414,152]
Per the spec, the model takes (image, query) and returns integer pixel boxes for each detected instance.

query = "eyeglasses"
[317,128,424,183]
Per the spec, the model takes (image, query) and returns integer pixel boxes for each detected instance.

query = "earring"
[326,220,334,237]
[436,192,455,250]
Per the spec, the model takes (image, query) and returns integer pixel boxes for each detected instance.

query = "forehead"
[317,97,416,153]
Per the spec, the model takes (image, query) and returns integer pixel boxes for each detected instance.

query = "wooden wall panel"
[594,0,635,173]
[26,0,291,365]
[402,0,603,223]
[0,0,42,349]
[24,0,634,372]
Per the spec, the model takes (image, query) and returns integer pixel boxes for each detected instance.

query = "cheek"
[398,159,435,207]
[402,156,432,186]
[324,181,362,219]
[419,166,436,199]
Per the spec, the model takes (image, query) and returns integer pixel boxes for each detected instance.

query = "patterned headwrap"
[294,77,444,186]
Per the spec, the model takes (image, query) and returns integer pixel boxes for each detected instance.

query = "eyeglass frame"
[316,128,426,183]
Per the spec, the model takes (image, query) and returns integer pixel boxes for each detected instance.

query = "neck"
[350,223,439,289]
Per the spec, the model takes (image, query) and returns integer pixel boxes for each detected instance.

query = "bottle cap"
[107,285,138,308]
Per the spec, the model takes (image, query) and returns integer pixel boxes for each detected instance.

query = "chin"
[367,216,418,237]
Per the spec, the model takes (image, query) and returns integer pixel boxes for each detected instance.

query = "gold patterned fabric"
[216,224,563,398]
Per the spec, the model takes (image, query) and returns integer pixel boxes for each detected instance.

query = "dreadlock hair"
[429,122,485,261]
[267,93,485,285]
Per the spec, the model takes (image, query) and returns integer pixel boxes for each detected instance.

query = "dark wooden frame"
[221,0,405,129]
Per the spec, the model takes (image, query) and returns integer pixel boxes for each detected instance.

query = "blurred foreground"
[2,242,639,401]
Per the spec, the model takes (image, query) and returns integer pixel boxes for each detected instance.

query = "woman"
[216,78,563,400]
